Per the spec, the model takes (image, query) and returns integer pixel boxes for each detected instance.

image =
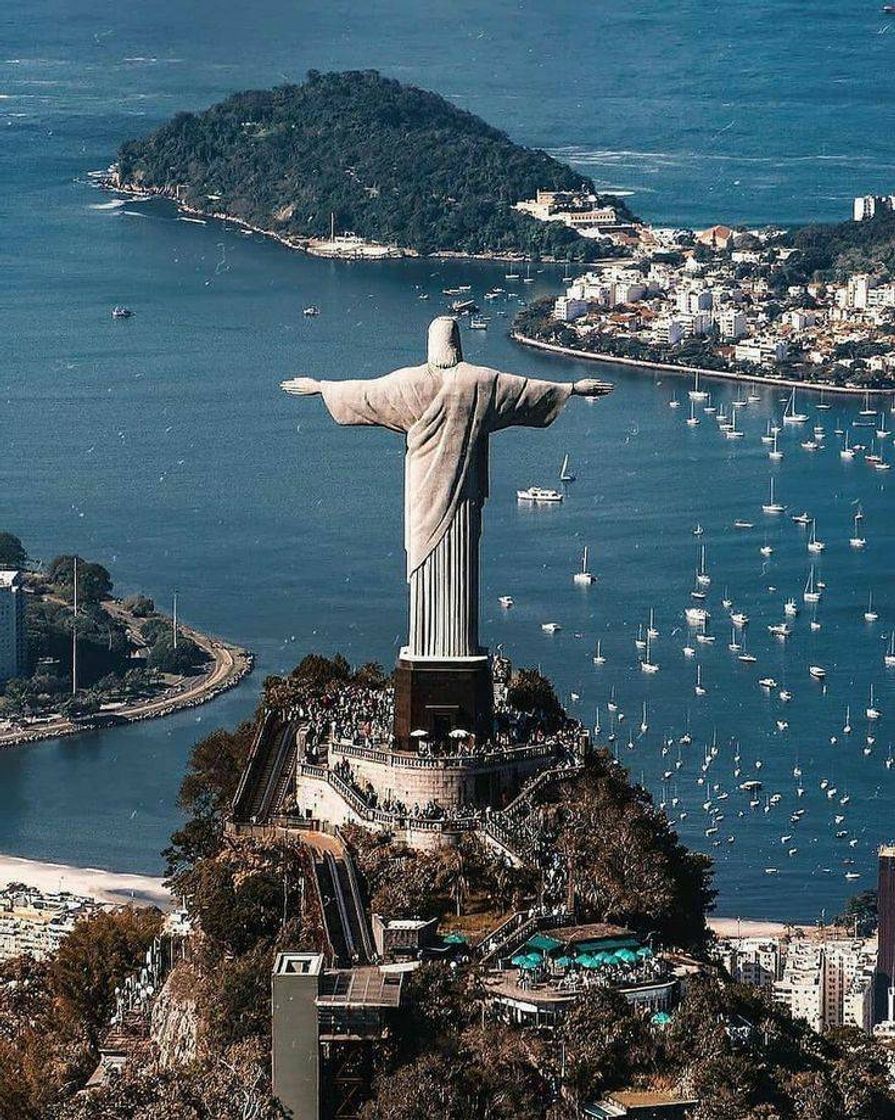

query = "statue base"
[393,651,493,749]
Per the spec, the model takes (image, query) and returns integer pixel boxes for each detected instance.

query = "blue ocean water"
[2,0,895,920]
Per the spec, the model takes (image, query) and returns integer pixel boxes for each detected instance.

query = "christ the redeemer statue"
[282,316,612,663]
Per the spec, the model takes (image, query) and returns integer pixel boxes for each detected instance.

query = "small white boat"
[640,632,660,674]
[303,305,321,317]
[647,608,659,638]
[809,665,826,680]
[867,685,882,720]
[864,592,879,623]
[573,546,596,585]
[517,486,563,503]
[731,611,749,627]
[592,640,606,665]
[686,400,700,427]
[860,391,876,417]
[696,545,711,587]
[784,598,799,618]
[694,665,707,696]
[761,421,775,445]
[685,607,710,625]
[733,519,754,529]
[792,511,812,526]
[769,622,791,637]
[498,595,514,608]
[760,543,773,557]
[779,689,793,702]
[803,566,821,604]
[768,431,783,461]
[840,430,855,461]
[541,622,562,634]
[885,634,895,669]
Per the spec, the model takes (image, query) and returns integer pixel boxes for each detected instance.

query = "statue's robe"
[321,361,572,658]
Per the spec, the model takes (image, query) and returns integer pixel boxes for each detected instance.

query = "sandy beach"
[709,917,792,938]
[0,853,171,909]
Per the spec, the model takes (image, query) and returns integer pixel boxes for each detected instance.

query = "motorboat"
[111,305,133,319]
[809,666,827,680]
[541,622,562,634]
[517,487,563,502]
[498,595,514,608]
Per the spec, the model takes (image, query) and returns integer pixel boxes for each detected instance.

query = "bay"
[2,0,895,921]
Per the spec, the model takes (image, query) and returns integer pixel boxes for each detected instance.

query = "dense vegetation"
[0,531,207,719]
[116,70,632,260]
[778,208,895,287]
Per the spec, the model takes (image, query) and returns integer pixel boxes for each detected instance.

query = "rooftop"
[317,967,403,1009]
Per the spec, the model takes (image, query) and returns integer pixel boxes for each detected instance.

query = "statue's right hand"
[280,377,322,396]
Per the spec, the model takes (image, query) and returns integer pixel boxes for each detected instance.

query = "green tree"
[47,556,113,604]
[0,532,26,569]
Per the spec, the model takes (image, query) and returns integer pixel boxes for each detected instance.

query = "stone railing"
[298,763,480,833]
[329,739,561,771]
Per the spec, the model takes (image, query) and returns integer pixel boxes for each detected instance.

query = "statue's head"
[427,316,463,369]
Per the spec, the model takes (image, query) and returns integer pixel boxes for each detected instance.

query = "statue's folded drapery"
[320,361,571,659]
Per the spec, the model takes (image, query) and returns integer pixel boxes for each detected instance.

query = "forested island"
[111,70,633,261]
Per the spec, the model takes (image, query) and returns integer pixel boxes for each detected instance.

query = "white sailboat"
[694,664,707,696]
[593,640,606,666]
[807,519,825,553]
[865,592,879,623]
[573,546,596,585]
[849,510,866,549]
[782,388,808,424]
[762,476,785,514]
[689,370,708,402]
[686,400,700,426]
[867,684,882,720]
[647,608,659,638]
[840,429,855,461]
[641,632,660,673]
[560,453,575,483]
[696,545,711,587]
[761,419,775,445]
[860,391,876,417]
[725,409,744,439]
[768,430,783,461]
[885,634,895,669]
[803,566,821,604]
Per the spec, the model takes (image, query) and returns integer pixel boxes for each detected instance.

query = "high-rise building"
[878,844,895,1021]
[0,571,26,683]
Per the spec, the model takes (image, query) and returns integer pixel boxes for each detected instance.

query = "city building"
[582,1090,698,1119]
[0,570,26,683]
[0,884,105,961]
[514,190,623,236]
[853,195,895,222]
[879,844,895,1022]
[696,224,734,250]
[716,309,747,340]
[718,938,783,991]
[734,338,788,365]
[371,914,438,961]
[773,942,825,1032]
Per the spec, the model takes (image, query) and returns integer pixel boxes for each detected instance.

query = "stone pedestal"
[393,651,493,748]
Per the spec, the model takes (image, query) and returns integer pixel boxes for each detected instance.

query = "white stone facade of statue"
[282,317,612,660]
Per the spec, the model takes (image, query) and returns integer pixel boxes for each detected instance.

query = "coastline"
[511,331,895,397]
[101,180,603,265]
[0,607,253,750]
[0,853,170,909]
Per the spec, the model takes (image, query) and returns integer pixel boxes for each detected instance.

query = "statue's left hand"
[572,378,614,397]
[281,377,322,396]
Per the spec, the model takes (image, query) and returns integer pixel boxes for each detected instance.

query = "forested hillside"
[115,69,633,259]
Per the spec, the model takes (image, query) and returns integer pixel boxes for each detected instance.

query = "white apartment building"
[824,940,877,1030]
[553,295,588,322]
[0,571,26,683]
[719,938,783,991]
[785,309,818,331]
[716,309,747,340]
[0,885,105,961]
[854,195,895,222]
[675,287,714,315]
[774,943,825,1032]
[837,273,879,311]
[651,318,685,346]
[734,338,789,365]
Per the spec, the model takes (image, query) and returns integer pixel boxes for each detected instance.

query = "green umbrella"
[615,948,638,964]
[651,1011,672,1027]
[553,955,572,968]
[443,932,467,944]
[636,946,653,959]
[525,933,562,953]
[577,953,602,969]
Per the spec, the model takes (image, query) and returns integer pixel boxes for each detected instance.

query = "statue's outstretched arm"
[571,378,614,397]
[281,377,322,396]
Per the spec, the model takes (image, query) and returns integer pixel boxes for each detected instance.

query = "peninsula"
[108,69,633,262]
[513,210,895,392]
[0,532,251,749]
